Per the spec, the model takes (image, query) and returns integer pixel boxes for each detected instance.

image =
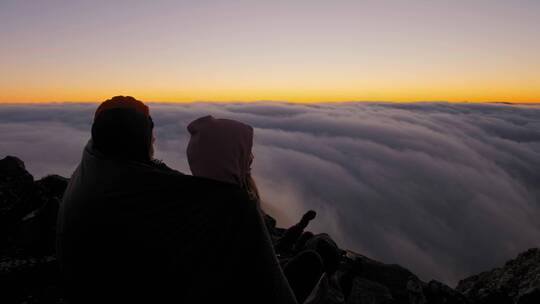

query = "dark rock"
[0,156,67,303]
[18,196,60,255]
[407,278,426,304]
[517,287,540,304]
[324,274,346,304]
[346,277,394,304]
[16,175,68,255]
[0,156,33,183]
[424,280,469,304]
[0,255,61,304]
[36,175,69,199]
[0,156,36,253]
[0,157,68,256]
[343,251,425,303]
[0,156,35,212]
[456,248,540,304]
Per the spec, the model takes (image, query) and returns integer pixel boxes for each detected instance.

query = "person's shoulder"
[190,176,244,194]
[142,170,254,209]
[147,159,184,174]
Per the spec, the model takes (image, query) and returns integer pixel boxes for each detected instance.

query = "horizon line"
[1,100,540,106]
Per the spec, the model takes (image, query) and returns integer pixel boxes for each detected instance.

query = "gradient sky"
[1,0,539,103]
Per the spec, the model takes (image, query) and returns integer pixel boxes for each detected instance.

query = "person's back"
[58,150,171,302]
[59,151,270,302]
[57,97,297,303]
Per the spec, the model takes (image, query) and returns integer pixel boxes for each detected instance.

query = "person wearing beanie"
[91,96,155,162]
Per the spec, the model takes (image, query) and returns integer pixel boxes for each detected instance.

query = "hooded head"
[187,116,254,188]
[91,96,154,162]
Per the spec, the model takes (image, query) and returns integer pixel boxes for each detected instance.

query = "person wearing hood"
[187,115,324,304]
[57,97,297,304]
[186,115,259,200]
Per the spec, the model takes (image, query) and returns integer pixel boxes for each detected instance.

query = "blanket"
[57,141,297,304]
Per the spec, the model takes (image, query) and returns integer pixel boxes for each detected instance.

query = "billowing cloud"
[1,102,539,286]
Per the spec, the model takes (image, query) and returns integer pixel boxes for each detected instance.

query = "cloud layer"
[1,102,540,285]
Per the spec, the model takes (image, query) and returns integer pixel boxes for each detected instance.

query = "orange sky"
[1,1,539,103]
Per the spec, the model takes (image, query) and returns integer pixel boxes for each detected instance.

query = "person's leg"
[283,250,324,303]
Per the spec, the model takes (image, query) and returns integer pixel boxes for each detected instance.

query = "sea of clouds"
[1,102,539,286]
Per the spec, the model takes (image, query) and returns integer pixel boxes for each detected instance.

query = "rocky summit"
[456,248,540,304]
[0,155,538,304]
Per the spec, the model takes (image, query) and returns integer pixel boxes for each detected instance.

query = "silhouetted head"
[187,115,259,199]
[91,96,154,162]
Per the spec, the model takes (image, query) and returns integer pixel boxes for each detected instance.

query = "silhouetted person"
[57,97,296,304]
[187,115,260,201]
[91,96,155,162]
[187,115,323,303]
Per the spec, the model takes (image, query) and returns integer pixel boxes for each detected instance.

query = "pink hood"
[187,115,254,186]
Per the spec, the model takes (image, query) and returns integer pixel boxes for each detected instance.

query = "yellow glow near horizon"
[2,74,538,103]
[1,1,539,104]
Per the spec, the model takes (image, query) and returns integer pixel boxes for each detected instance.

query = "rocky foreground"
[1,155,539,304]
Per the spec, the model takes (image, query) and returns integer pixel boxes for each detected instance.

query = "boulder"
[0,156,36,252]
[517,287,540,304]
[0,156,33,184]
[0,255,60,304]
[456,248,540,304]
[346,277,394,304]
[0,156,69,255]
[36,174,69,199]
[423,280,469,304]
[344,251,424,303]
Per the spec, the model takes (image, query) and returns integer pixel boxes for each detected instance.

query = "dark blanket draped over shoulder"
[57,142,297,304]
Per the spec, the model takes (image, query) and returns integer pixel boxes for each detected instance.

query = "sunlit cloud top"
[1,0,539,103]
